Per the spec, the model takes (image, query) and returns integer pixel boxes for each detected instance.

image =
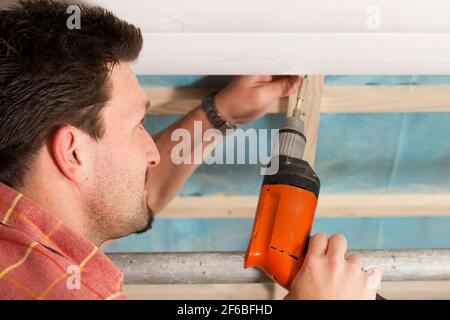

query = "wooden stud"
[159,194,450,218]
[287,75,324,166]
[146,85,450,115]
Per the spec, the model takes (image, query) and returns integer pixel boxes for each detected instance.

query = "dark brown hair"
[0,0,143,188]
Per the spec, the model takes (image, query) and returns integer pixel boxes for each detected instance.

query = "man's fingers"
[306,232,328,256]
[238,75,273,85]
[326,233,348,258]
[265,76,302,98]
[252,75,273,83]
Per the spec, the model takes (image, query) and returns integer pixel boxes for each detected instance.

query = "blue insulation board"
[104,76,450,253]
[106,216,450,252]
[137,75,450,87]
[143,113,450,196]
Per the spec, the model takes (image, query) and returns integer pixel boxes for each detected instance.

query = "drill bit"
[292,75,309,118]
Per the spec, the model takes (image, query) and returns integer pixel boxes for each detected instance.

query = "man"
[0,0,382,299]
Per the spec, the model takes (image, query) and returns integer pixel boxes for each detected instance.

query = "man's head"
[0,0,160,245]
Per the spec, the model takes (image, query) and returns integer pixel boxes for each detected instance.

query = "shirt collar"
[0,182,123,288]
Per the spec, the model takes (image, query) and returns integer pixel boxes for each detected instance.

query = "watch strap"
[202,91,237,135]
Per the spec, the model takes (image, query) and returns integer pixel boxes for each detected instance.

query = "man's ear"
[50,126,86,185]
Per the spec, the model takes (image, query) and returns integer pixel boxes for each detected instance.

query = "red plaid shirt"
[0,182,126,300]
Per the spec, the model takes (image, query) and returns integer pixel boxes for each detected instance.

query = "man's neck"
[18,177,96,245]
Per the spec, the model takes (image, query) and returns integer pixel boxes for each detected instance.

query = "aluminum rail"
[107,249,450,285]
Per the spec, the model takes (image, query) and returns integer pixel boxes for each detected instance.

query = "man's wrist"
[213,91,236,126]
[201,91,237,135]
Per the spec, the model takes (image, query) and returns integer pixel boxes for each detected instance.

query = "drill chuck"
[277,116,307,160]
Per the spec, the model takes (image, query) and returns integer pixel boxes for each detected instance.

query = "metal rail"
[107,249,450,285]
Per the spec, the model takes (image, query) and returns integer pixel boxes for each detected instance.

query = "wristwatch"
[202,91,237,135]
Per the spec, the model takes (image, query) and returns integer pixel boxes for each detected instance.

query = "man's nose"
[145,131,160,168]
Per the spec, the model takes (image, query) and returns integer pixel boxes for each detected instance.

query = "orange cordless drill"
[244,76,320,290]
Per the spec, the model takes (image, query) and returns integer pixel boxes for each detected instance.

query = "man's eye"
[140,118,147,127]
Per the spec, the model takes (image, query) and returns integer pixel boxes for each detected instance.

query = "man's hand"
[285,233,383,300]
[147,75,300,213]
[215,75,302,125]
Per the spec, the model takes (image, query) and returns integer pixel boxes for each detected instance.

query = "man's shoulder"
[0,222,44,249]
[0,222,74,280]
[0,224,125,300]
[0,223,70,299]
[0,222,63,256]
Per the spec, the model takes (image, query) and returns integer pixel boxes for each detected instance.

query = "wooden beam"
[322,84,450,113]
[87,1,450,74]
[145,87,288,115]
[87,0,450,34]
[124,281,450,300]
[146,85,450,115]
[125,284,273,300]
[158,194,450,218]
[288,75,324,166]
[136,33,450,74]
